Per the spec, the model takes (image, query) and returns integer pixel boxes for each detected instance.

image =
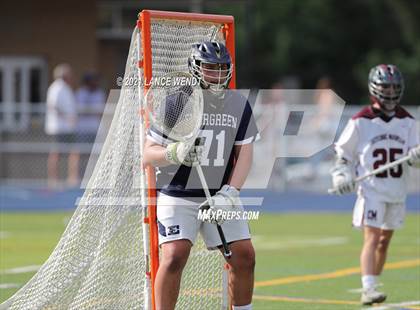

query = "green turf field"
[1,212,419,309]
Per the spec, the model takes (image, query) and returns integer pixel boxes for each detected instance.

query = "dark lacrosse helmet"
[188,41,233,97]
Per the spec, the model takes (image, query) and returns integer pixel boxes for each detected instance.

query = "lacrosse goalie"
[143,41,259,310]
[331,64,420,305]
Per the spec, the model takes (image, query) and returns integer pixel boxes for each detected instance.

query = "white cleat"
[361,288,387,305]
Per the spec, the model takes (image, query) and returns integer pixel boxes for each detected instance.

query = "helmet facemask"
[188,41,233,99]
[190,61,233,96]
[368,64,404,113]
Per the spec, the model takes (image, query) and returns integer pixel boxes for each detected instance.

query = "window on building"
[0,57,48,131]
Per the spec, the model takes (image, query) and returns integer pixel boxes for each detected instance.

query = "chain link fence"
[0,100,116,187]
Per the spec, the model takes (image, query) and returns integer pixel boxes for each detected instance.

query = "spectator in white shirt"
[45,63,79,187]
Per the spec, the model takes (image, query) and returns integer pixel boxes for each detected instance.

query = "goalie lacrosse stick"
[145,71,232,258]
[328,154,412,194]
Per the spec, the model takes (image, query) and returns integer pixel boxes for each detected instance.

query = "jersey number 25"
[372,148,403,178]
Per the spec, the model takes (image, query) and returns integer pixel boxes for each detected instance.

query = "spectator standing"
[45,63,78,187]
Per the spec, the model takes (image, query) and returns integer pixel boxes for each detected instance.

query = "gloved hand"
[198,185,240,225]
[408,145,420,167]
[165,142,203,167]
[331,164,356,195]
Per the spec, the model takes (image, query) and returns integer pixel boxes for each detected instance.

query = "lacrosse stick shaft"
[196,164,213,201]
[196,164,232,258]
[328,154,412,194]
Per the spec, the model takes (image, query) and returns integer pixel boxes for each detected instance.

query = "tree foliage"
[209,0,420,105]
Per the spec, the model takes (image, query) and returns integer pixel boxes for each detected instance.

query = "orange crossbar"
[138,10,236,310]
[146,9,234,24]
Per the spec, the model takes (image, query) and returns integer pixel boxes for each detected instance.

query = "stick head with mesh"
[145,72,203,143]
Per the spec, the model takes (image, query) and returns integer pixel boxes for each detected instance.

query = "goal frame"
[136,10,236,310]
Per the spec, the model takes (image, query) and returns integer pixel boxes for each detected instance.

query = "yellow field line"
[255,258,420,288]
[253,294,360,306]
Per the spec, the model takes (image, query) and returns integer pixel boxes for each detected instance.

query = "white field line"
[347,287,364,293]
[365,300,420,310]
[0,231,11,239]
[0,283,20,289]
[1,265,40,275]
[253,236,348,250]
[348,283,384,294]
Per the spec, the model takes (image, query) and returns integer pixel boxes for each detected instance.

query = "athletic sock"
[232,304,252,310]
[372,275,378,286]
[362,275,376,290]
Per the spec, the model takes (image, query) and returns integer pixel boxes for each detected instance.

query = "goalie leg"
[154,240,192,310]
[201,206,254,308]
[222,239,255,308]
[154,193,201,310]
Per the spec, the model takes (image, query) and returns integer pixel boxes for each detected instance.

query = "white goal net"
[1,12,230,310]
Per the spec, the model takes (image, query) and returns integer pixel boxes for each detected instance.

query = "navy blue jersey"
[147,90,259,200]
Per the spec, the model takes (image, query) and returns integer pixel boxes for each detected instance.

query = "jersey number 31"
[200,130,225,166]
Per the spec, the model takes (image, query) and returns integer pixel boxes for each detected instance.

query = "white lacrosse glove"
[331,163,356,195]
[408,145,420,167]
[165,142,203,167]
[199,185,241,225]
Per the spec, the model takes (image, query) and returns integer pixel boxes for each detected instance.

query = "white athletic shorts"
[156,193,251,250]
[352,195,406,230]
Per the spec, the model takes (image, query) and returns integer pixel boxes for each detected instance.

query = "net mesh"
[1,15,228,310]
[1,29,145,310]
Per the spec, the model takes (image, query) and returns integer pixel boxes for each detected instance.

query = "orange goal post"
[137,10,236,310]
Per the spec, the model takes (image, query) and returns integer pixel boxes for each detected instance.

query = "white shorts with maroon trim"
[352,195,405,230]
